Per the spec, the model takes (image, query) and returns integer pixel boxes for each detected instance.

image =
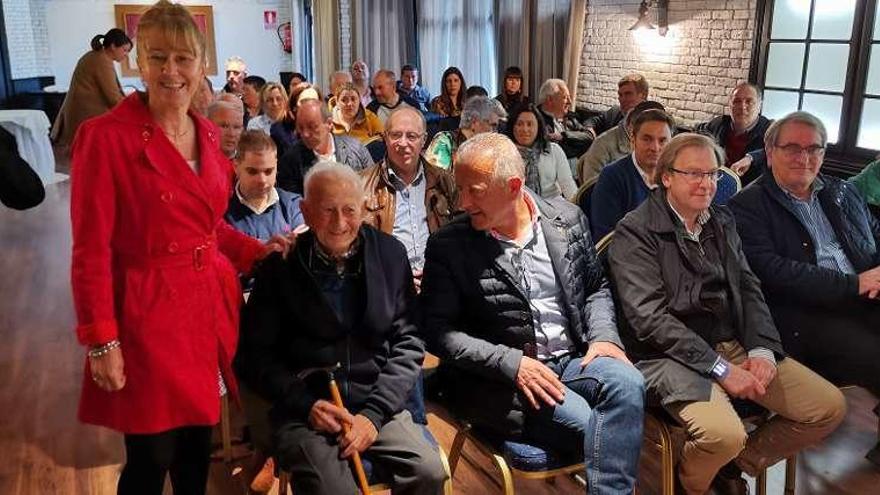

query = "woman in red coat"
[69,2,287,494]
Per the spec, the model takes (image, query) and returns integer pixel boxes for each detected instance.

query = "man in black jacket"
[276,99,373,194]
[729,111,880,463]
[695,83,772,185]
[421,132,645,494]
[536,79,594,159]
[583,73,649,138]
[236,162,446,494]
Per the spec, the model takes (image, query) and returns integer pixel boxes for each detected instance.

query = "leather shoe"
[708,462,749,495]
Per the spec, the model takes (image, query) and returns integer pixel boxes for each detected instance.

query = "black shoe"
[709,463,749,495]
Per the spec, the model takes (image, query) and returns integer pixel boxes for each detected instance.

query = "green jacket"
[849,159,880,206]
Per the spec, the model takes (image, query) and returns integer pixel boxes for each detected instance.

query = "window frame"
[751,0,879,175]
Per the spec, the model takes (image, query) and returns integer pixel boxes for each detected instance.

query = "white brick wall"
[339,0,352,70]
[3,0,53,80]
[577,0,758,126]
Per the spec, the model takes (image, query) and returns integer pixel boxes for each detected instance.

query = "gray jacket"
[578,122,630,184]
[608,189,783,405]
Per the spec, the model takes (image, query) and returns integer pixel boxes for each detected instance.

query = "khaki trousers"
[666,341,846,495]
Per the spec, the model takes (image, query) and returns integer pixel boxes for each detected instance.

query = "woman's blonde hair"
[136,1,207,69]
[260,82,289,117]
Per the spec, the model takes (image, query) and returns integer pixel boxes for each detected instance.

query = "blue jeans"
[522,355,645,494]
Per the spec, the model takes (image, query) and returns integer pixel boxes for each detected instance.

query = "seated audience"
[537,78,593,159]
[590,108,674,240]
[426,95,506,170]
[223,55,247,96]
[696,82,771,185]
[397,64,432,112]
[495,66,530,114]
[208,99,245,159]
[430,67,466,117]
[236,162,447,495]
[609,132,846,495]
[242,75,267,121]
[287,72,306,96]
[584,73,649,139]
[226,130,304,241]
[277,99,372,194]
[421,132,645,494]
[850,155,880,207]
[332,83,385,145]
[579,100,666,184]
[247,82,289,135]
[362,107,457,283]
[728,112,880,461]
[190,76,214,116]
[326,70,353,108]
[506,104,577,200]
[350,59,373,107]
[367,69,420,126]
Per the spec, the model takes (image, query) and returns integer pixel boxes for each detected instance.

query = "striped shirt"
[780,177,856,275]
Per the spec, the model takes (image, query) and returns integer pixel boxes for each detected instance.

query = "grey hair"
[387,106,427,134]
[731,81,763,101]
[654,133,725,188]
[456,132,524,182]
[764,111,828,148]
[207,99,243,119]
[298,98,332,121]
[537,79,567,105]
[459,96,507,130]
[374,69,396,83]
[303,161,364,199]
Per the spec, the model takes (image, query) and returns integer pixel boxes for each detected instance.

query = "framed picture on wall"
[114,4,217,77]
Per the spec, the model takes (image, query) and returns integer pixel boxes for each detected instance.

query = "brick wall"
[339,0,352,70]
[3,0,53,80]
[577,0,757,126]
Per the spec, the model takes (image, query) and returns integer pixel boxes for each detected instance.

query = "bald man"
[367,69,421,126]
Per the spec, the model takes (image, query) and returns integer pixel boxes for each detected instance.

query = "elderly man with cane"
[235,162,447,495]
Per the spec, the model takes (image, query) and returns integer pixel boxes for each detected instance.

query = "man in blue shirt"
[397,64,431,113]
[226,130,304,241]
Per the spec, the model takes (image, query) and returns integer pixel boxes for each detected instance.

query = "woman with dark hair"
[69,3,289,493]
[495,66,530,113]
[430,67,466,117]
[52,28,132,148]
[506,104,576,199]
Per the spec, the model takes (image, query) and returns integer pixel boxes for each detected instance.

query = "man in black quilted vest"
[421,132,645,494]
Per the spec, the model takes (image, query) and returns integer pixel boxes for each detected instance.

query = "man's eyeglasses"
[387,131,424,143]
[774,143,826,158]
[670,168,723,184]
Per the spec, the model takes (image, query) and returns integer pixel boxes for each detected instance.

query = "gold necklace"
[162,125,190,141]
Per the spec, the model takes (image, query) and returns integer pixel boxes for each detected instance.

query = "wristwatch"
[710,358,731,380]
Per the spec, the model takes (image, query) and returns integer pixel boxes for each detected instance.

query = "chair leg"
[437,445,454,495]
[654,419,675,495]
[755,468,767,495]
[491,453,515,495]
[448,428,469,475]
[278,471,289,495]
[784,455,797,495]
[220,393,232,463]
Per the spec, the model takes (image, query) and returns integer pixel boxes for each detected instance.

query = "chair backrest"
[573,175,599,217]
[713,166,742,205]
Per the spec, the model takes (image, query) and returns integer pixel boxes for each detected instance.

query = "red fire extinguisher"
[277,22,292,53]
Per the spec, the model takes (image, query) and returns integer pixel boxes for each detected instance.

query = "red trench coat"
[70,93,264,434]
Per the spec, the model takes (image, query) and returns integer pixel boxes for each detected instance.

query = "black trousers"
[117,425,213,495]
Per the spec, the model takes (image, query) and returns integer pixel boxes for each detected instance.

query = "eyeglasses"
[669,168,723,184]
[387,131,424,143]
[774,143,825,158]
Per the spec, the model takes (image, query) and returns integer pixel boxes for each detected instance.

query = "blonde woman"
[247,81,289,135]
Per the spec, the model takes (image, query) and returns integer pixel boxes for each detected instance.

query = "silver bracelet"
[88,340,121,358]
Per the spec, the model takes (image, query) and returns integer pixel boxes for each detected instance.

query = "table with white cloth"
[0,109,56,184]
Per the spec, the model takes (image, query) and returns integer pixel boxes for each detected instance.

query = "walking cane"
[328,365,372,495]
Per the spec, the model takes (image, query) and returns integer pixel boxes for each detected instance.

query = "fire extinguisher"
[277,22,292,53]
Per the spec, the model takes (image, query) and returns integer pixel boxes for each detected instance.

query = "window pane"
[875,2,880,41]
[763,89,800,120]
[804,43,850,92]
[858,98,880,150]
[771,0,811,39]
[765,43,806,89]
[802,93,843,143]
[868,45,880,95]
[811,0,856,40]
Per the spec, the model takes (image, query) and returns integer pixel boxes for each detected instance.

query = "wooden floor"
[1,180,879,494]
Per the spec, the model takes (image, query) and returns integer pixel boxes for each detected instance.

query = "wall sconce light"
[629,0,669,36]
